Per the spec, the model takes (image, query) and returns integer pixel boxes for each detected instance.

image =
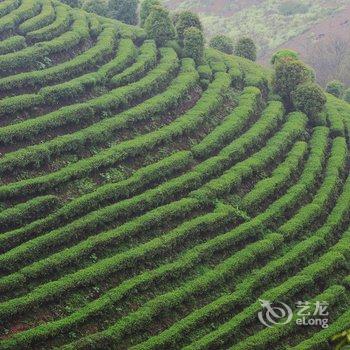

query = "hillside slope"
[163,0,347,55]
[0,1,349,349]
[163,0,350,86]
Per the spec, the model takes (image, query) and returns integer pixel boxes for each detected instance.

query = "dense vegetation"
[0,1,349,349]
[162,0,347,56]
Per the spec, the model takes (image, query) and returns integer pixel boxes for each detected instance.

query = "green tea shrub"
[234,37,257,61]
[273,58,310,106]
[175,11,202,42]
[145,5,176,46]
[81,0,107,16]
[108,0,138,25]
[343,88,350,103]
[140,0,160,27]
[209,35,234,54]
[183,27,204,64]
[326,80,345,98]
[271,49,299,65]
[292,82,327,123]
[59,0,79,7]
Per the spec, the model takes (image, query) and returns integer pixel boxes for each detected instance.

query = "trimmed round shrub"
[209,35,234,54]
[273,58,311,104]
[326,80,345,98]
[234,37,257,61]
[292,82,327,122]
[271,49,299,65]
[140,0,160,27]
[175,11,202,42]
[183,27,204,65]
[343,88,350,103]
[145,5,176,46]
[81,0,107,16]
[108,0,139,25]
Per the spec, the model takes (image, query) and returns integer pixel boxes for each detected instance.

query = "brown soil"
[260,4,350,64]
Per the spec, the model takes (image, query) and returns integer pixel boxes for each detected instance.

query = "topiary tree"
[183,27,204,65]
[271,49,299,65]
[81,0,108,16]
[234,37,257,61]
[145,5,176,46]
[175,11,202,42]
[273,58,311,106]
[140,0,160,27]
[292,82,327,123]
[343,88,350,103]
[108,0,138,25]
[209,35,234,54]
[326,80,345,98]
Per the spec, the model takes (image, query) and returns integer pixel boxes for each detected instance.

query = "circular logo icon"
[258,299,293,328]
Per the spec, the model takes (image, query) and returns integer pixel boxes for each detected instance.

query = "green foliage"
[197,65,212,81]
[110,40,157,87]
[81,0,108,17]
[0,35,26,55]
[26,4,71,43]
[59,0,79,7]
[272,58,311,105]
[292,82,327,123]
[175,10,202,42]
[0,56,198,193]
[0,195,59,233]
[209,35,234,54]
[325,101,345,137]
[326,80,345,98]
[271,49,299,65]
[18,1,56,34]
[278,0,310,16]
[192,86,263,158]
[108,0,138,25]
[165,39,183,57]
[332,329,350,350]
[234,37,257,61]
[343,88,350,103]
[140,0,160,27]
[183,26,204,64]
[243,141,307,211]
[0,2,349,349]
[145,5,176,46]
[0,47,179,147]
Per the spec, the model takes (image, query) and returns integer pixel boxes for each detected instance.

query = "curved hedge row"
[0,35,26,54]
[18,0,55,35]
[110,39,157,87]
[0,9,90,74]
[26,3,71,43]
[0,46,177,145]
[0,0,41,35]
[242,140,308,211]
[63,137,346,348]
[0,0,21,19]
[0,58,198,199]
